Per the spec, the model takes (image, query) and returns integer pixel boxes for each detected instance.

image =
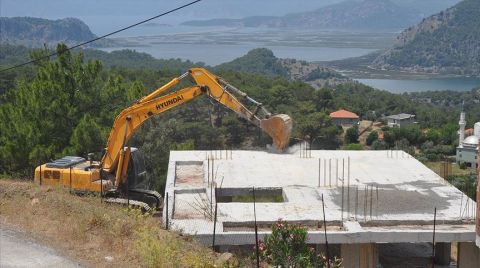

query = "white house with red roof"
[329,109,359,126]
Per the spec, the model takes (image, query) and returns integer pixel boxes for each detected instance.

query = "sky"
[0,0,460,35]
[0,0,338,34]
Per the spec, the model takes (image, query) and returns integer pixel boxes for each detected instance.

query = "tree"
[366,131,378,146]
[425,129,441,144]
[270,85,295,107]
[65,114,107,156]
[314,88,334,112]
[295,112,341,149]
[372,140,388,150]
[344,127,359,144]
[0,44,104,174]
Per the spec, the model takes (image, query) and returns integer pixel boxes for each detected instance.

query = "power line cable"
[0,0,202,73]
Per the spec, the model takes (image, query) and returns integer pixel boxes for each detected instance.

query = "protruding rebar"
[347,157,350,218]
[253,187,260,268]
[318,158,321,187]
[355,185,359,220]
[165,192,169,230]
[324,159,327,187]
[212,187,218,249]
[460,193,464,219]
[364,185,367,222]
[329,159,332,187]
[432,207,437,267]
[321,194,331,268]
[376,185,379,219]
[207,155,210,185]
[369,185,373,220]
[341,177,345,221]
[336,158,339,187]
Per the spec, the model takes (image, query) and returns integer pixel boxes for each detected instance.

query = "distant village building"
[330,109,359,126]
[456,111,479,167]
[386,113,416,127]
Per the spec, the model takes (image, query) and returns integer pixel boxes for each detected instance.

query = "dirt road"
[0,228,81,268]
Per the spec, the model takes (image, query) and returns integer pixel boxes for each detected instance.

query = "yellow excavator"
[34,68,292,210]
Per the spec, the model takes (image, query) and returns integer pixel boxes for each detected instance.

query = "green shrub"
[344,143,364,150]
[344,127,359,144]
[257,219,342,267]
[366,131,378,146]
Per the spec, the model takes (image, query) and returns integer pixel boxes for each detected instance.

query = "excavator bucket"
[260,114,293,151]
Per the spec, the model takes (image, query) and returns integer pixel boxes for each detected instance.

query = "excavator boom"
[102,68,292,173]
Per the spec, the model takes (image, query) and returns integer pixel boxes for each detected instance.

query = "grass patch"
[424,161,475,177]
[231,194,284,203]
[0,179,221,267]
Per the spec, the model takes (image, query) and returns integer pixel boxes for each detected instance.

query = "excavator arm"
[100,68,292,188]
[189,67,292,150]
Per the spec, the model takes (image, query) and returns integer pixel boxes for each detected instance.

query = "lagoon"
[357,78,480,93]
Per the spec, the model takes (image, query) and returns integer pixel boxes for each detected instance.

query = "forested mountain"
[0,17,109,47]
[373,0,480,75]
[216,48,289,77]
[183,0,422,31]
[216,48,347,88]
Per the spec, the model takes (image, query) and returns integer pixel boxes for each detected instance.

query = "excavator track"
[103,189,162,214]
[104,197,152,212]
[128,189,163,210]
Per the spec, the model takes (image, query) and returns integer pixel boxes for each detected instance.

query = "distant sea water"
[101,25,480,93]
[101,25,378,65]
[357,78,480,93]
[100,43,376,66]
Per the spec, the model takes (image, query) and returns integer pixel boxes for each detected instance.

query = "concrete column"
[434,243,451,265]
[341,243,378,268]
[457,242,480,268]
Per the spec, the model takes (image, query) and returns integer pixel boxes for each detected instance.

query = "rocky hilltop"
[372,0,480,75]
[0,17,108,47]
[183,0,421,31]
[216,48,350,88]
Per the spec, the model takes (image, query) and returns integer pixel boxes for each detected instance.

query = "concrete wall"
[341,243,378,268]
[435,243,451,265]
[456,147,478,167]
[387,117,415,128]
[457,242,480,268]
[332,118,359,126]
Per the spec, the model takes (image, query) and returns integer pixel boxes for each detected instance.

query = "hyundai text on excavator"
[34,68,293,210]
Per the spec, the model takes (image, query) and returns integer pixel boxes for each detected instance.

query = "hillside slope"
[0,17,108,47]
[0,179,223,267]
[372,0,480,75]
[183,0,421,31]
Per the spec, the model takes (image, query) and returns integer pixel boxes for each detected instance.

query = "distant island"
[141,22,172,28]
[373,0,480,76]
[182,0,422,31]
[216,48,349,89]
[0,17,112,48]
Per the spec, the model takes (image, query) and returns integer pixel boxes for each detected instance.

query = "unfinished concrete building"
[163,149,479,267]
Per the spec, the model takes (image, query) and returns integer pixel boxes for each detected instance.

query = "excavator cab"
[125,148,148,190]
[106,147,162,210]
